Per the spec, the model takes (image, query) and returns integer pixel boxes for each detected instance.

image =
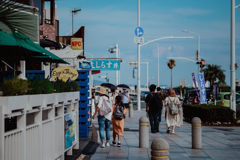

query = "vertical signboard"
[65,112,76,148]
[213,85,217,99]
[192,73,201,102]
[198,73,207,104]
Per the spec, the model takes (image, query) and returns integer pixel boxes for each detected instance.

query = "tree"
[202,64,226,91]
[167,59,176,88]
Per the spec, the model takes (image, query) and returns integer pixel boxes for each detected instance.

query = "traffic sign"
[134,37,144,43]
[135,27,144,37]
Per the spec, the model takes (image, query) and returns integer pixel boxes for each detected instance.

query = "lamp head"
[182,30,189,33]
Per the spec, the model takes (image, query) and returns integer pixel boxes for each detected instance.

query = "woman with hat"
[93,87,112,148]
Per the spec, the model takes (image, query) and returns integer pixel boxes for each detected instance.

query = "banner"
[192,73,201,102]
[213,85,217,99]
[89,59,120,71]
[65,112,76,148]
[198,73,207,104]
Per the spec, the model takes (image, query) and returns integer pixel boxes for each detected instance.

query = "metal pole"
[198,35,200,73]
[137,0,141,111]
[116,44,119,85]
[72,11,73,36]
[231,0,236,115]
[147,62,148,88]
[119,49,120,84]
[157,44,159,87]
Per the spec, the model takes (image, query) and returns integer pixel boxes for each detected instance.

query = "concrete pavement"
[91,109,240,160]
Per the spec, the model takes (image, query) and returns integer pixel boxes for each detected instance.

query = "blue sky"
[56,0,240,87]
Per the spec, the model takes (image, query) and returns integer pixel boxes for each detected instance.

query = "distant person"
[164,89,181,134]
[118,90,122,96]
[157,87,163,124]
[92,88,96,99]
[109,89,117,107]
[121,89,130,109]
[145,84,163,133]
[93,87,112,148]
[112,96,127,147]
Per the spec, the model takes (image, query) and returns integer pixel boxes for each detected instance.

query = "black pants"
[148,111,159,132]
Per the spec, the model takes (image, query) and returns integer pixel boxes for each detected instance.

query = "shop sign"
[89,59,120,71]
[198,73,207,104]
[51,66,78,82]
[71,38,82,50]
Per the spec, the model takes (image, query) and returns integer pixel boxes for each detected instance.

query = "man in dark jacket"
[145,84,163,133]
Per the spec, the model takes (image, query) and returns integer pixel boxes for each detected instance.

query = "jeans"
[159,109,162,122]
[98,116,111,141]
[148,111,159,132]
[124,103,129,109]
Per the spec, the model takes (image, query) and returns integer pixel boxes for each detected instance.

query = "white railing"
[0,91,80,160]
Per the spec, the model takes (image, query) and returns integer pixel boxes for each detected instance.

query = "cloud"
[173,8,214,16]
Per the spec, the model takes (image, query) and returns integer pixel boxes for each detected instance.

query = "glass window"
[224,94,230,100]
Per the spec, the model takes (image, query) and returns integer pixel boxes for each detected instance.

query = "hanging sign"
[89,59,120,71]
[192,72,201,102]
[71,38,82,50]
[51,66,78,82]
[198,73,207,104]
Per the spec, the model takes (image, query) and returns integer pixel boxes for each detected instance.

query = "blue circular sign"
[135,27,144,37]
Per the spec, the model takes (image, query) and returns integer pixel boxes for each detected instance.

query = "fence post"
[192,117,202,149]
[129,103,133,118]
[139,116,149,148]
[151,138,169,160]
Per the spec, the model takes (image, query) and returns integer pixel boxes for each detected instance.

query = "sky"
[55,0,240,87]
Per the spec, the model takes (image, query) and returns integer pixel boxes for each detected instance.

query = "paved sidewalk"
[91,110,240,160]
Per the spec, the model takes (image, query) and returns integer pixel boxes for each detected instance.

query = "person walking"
[156,87,163,124]
[164,89,181,134]
[92,87,112,148]
[145,84,162,133]
[121,89,130,109]
[111,96,127,147]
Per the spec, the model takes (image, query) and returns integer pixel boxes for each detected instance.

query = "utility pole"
[72,8,81,36]
[230,0,236,116]
[137,0,141,111]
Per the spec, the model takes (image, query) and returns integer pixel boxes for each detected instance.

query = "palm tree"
[167,59,176,88]
[202,64,226,91]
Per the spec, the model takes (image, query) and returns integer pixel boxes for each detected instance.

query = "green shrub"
[54,78,80,93]
[28,76,53,94]
[72,82,80,91]
[183,104,235,122]
[0,76,31,96]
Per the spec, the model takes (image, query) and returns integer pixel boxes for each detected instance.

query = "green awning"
[9,32,69,64]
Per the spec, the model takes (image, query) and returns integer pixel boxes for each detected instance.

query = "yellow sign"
[71,38,82,50]
[51,66,78,82]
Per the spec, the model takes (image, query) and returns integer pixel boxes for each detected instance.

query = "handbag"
[99,98,112,116]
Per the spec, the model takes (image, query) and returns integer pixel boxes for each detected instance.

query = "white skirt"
[166,106,181,127]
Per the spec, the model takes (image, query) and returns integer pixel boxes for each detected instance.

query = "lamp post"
[182,30,200,73]
[147,40,160,87]
[141,62,148,89]
[119,49,121,84]
[72,8,81,36]
[107,44,119,85]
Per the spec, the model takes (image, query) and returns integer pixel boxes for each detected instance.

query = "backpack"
[151,93,163,111]
[168,97,179,115]
[114,105,124,120]
[99,98,112,116]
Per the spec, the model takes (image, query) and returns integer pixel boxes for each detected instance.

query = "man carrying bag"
[145,84,163,133]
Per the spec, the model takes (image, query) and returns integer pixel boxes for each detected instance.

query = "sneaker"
[106,141,110,147]
[156,129,159,132]
[171,130,175,134]
[100,142,105,148]
[112,141,117,146]
[117,142,121,147]
[166,129,170,133]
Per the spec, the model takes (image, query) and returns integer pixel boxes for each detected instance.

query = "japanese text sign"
[198,73,207,104]
[89,60,120,71]
[71,38,82,50]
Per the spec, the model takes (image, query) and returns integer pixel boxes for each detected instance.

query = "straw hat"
[96,87,107,95]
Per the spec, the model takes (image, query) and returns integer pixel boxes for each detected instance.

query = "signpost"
[135,27,144,37]
[134,37,144,43]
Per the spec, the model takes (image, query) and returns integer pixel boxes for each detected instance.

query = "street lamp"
[107,44,119,85]
[72,8,81,36]
[182,30,200,72]
[141,62,148,88]
[147,40,160,87]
